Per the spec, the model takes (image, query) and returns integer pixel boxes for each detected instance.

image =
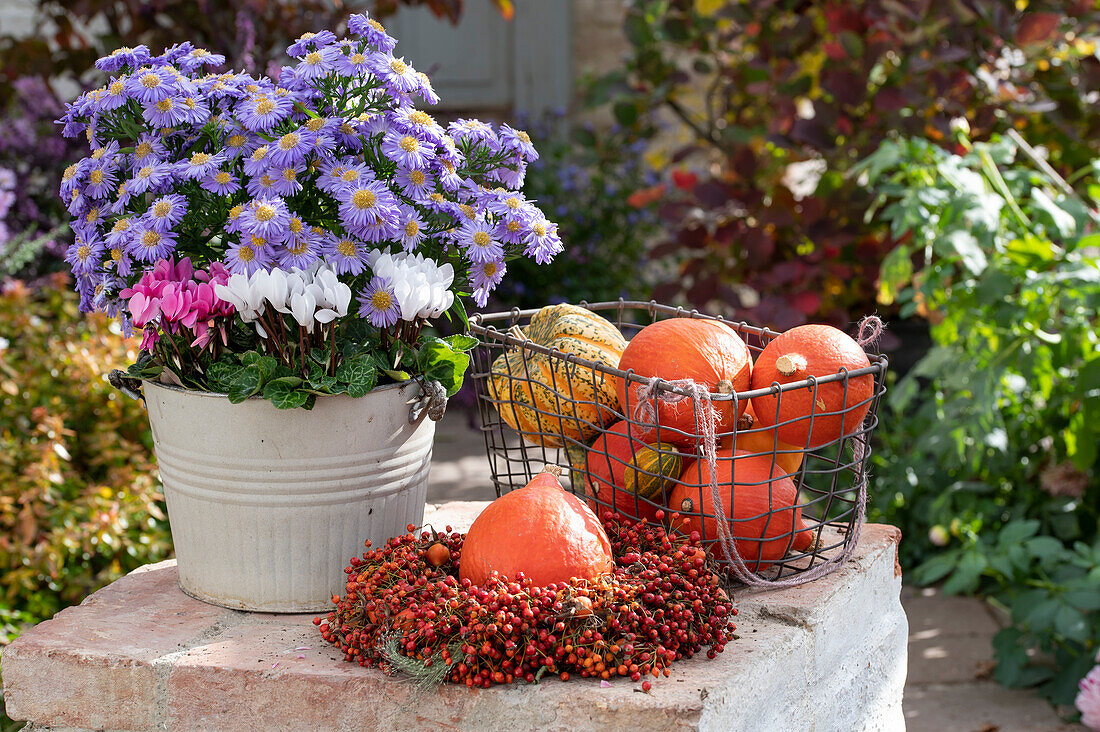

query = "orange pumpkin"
[583,420,684,523]
[615,318,752,446]
[750,324,873,449]
[726,403,804,477]
[669,449,813,571]
[459,466,614,587]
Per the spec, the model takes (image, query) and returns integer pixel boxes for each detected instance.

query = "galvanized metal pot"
[142,379,436,613]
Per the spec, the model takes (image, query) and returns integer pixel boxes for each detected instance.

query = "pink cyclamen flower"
[158,282,194,326]
[128,291,161,328]
[1078,664,1100,730]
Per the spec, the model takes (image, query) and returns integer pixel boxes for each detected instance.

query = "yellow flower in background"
[694,0,725,17]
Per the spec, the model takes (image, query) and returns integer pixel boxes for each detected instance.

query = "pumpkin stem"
[736,412,754,430]
[506,324,526,343]
[715,379,735,395]
[775,353,807,377]
[541,464,563,477]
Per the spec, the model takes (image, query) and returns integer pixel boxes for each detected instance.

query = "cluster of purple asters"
[57,11,562,344]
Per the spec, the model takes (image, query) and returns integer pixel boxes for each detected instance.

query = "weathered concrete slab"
[1,510,906,732]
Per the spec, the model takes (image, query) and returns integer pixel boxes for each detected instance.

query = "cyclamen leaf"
[444,334,479,352]
[263,380,311,410]
[337,357,377,398]
[226,365,262,404]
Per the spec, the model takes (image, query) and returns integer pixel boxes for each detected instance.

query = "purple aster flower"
[277,219,323,270]
[371,52,420,94]
[394,166,434,200]
[485,191,530,218]
[177,47,226,74]
[294,45,338,81]
[523,217,563,265]
[224,203,247,234]
[413,72,440,105]
[64,232,105,275]
[200,169,240,196]
[146,194,187,232]
[245,172,280,198]
[97,77,130,111]
[269,128,312,168]
[435,158,463,191]
[495,207,537,246]
[222,127,255,158]
[499,123,539,162]
[83,164,118,199]
[355,208,402,244]
[381,128,434,169]
[127,160,172,195]
[348,14,398,52]
[125,66,178,104]
[448,118,499,148]
[240,196,291,240]
[178,150,225,180]
[130,134,167,170]
[105,216,134,249]
[333,47,374,77]
[492,155,527,189]
[397,205,426,251]
[286,30,337,57]
[242,144,274,177]
[338,180,398,231]
[454,218,503,264]
[128,220,178,262]
[390,106,445,144]
[471,259,506,307]
[357,276,400,327]
[270,164,305,196]
[323,233,370,275]
[238,91,294,132]
[111,181,134,214]
[95,45,152,73]
[318,159,372,194]
[175,95,211,125]
[0,168,15,191]
[225,235,275,275]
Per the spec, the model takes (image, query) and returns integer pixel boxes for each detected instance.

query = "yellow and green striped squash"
[489,304,627,448]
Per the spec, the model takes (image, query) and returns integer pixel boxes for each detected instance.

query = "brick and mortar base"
[1,504,907,732]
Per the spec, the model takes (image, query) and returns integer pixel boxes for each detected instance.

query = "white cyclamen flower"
[370,252,455,321]
[214,273,265,323]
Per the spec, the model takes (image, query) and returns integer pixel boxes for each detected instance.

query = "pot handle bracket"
[409,379,447,423]
[108,369,145,406]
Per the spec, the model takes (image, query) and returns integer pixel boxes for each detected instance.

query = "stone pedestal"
[1,503,907,732]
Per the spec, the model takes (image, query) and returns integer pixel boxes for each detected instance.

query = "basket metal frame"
[468,300,889,582]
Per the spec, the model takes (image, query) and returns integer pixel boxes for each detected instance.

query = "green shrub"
[859,132,1099,710]
[594,0,1100,327]
[0,274,171,621]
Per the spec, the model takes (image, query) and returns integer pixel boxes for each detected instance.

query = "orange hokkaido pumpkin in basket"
[582,420,684,523]
[459,466,614,588]
[750,324,873,449]
[669,449,814,572]
[615,318,752,447]
[725,403,804,477]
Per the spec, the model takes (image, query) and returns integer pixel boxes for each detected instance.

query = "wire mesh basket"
[468,300,889,584]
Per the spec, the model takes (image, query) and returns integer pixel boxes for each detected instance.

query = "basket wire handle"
[633,315,884,589]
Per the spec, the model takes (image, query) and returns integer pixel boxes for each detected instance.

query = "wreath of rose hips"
[315,512,738,688]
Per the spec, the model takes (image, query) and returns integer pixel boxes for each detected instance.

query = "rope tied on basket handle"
[629,315,882,588]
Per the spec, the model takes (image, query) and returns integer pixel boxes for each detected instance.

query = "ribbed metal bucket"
[143,380,435,613]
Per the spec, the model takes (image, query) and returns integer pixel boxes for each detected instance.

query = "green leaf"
[263,379,310,409]
[1052,603,1089,643]
[206,362,238,392]
[913,551,959,585]
[337,356,378,399]
[613,100,639,128]
[942,230,987,275]
[1025,536,1065,563]
[941,551,986,595]
[998,520,1040,547]
[255,355,279,382]
[444,334,479,352]
[877,246,913,305]
[226,365,262,404]
[1031,189,1076,238]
